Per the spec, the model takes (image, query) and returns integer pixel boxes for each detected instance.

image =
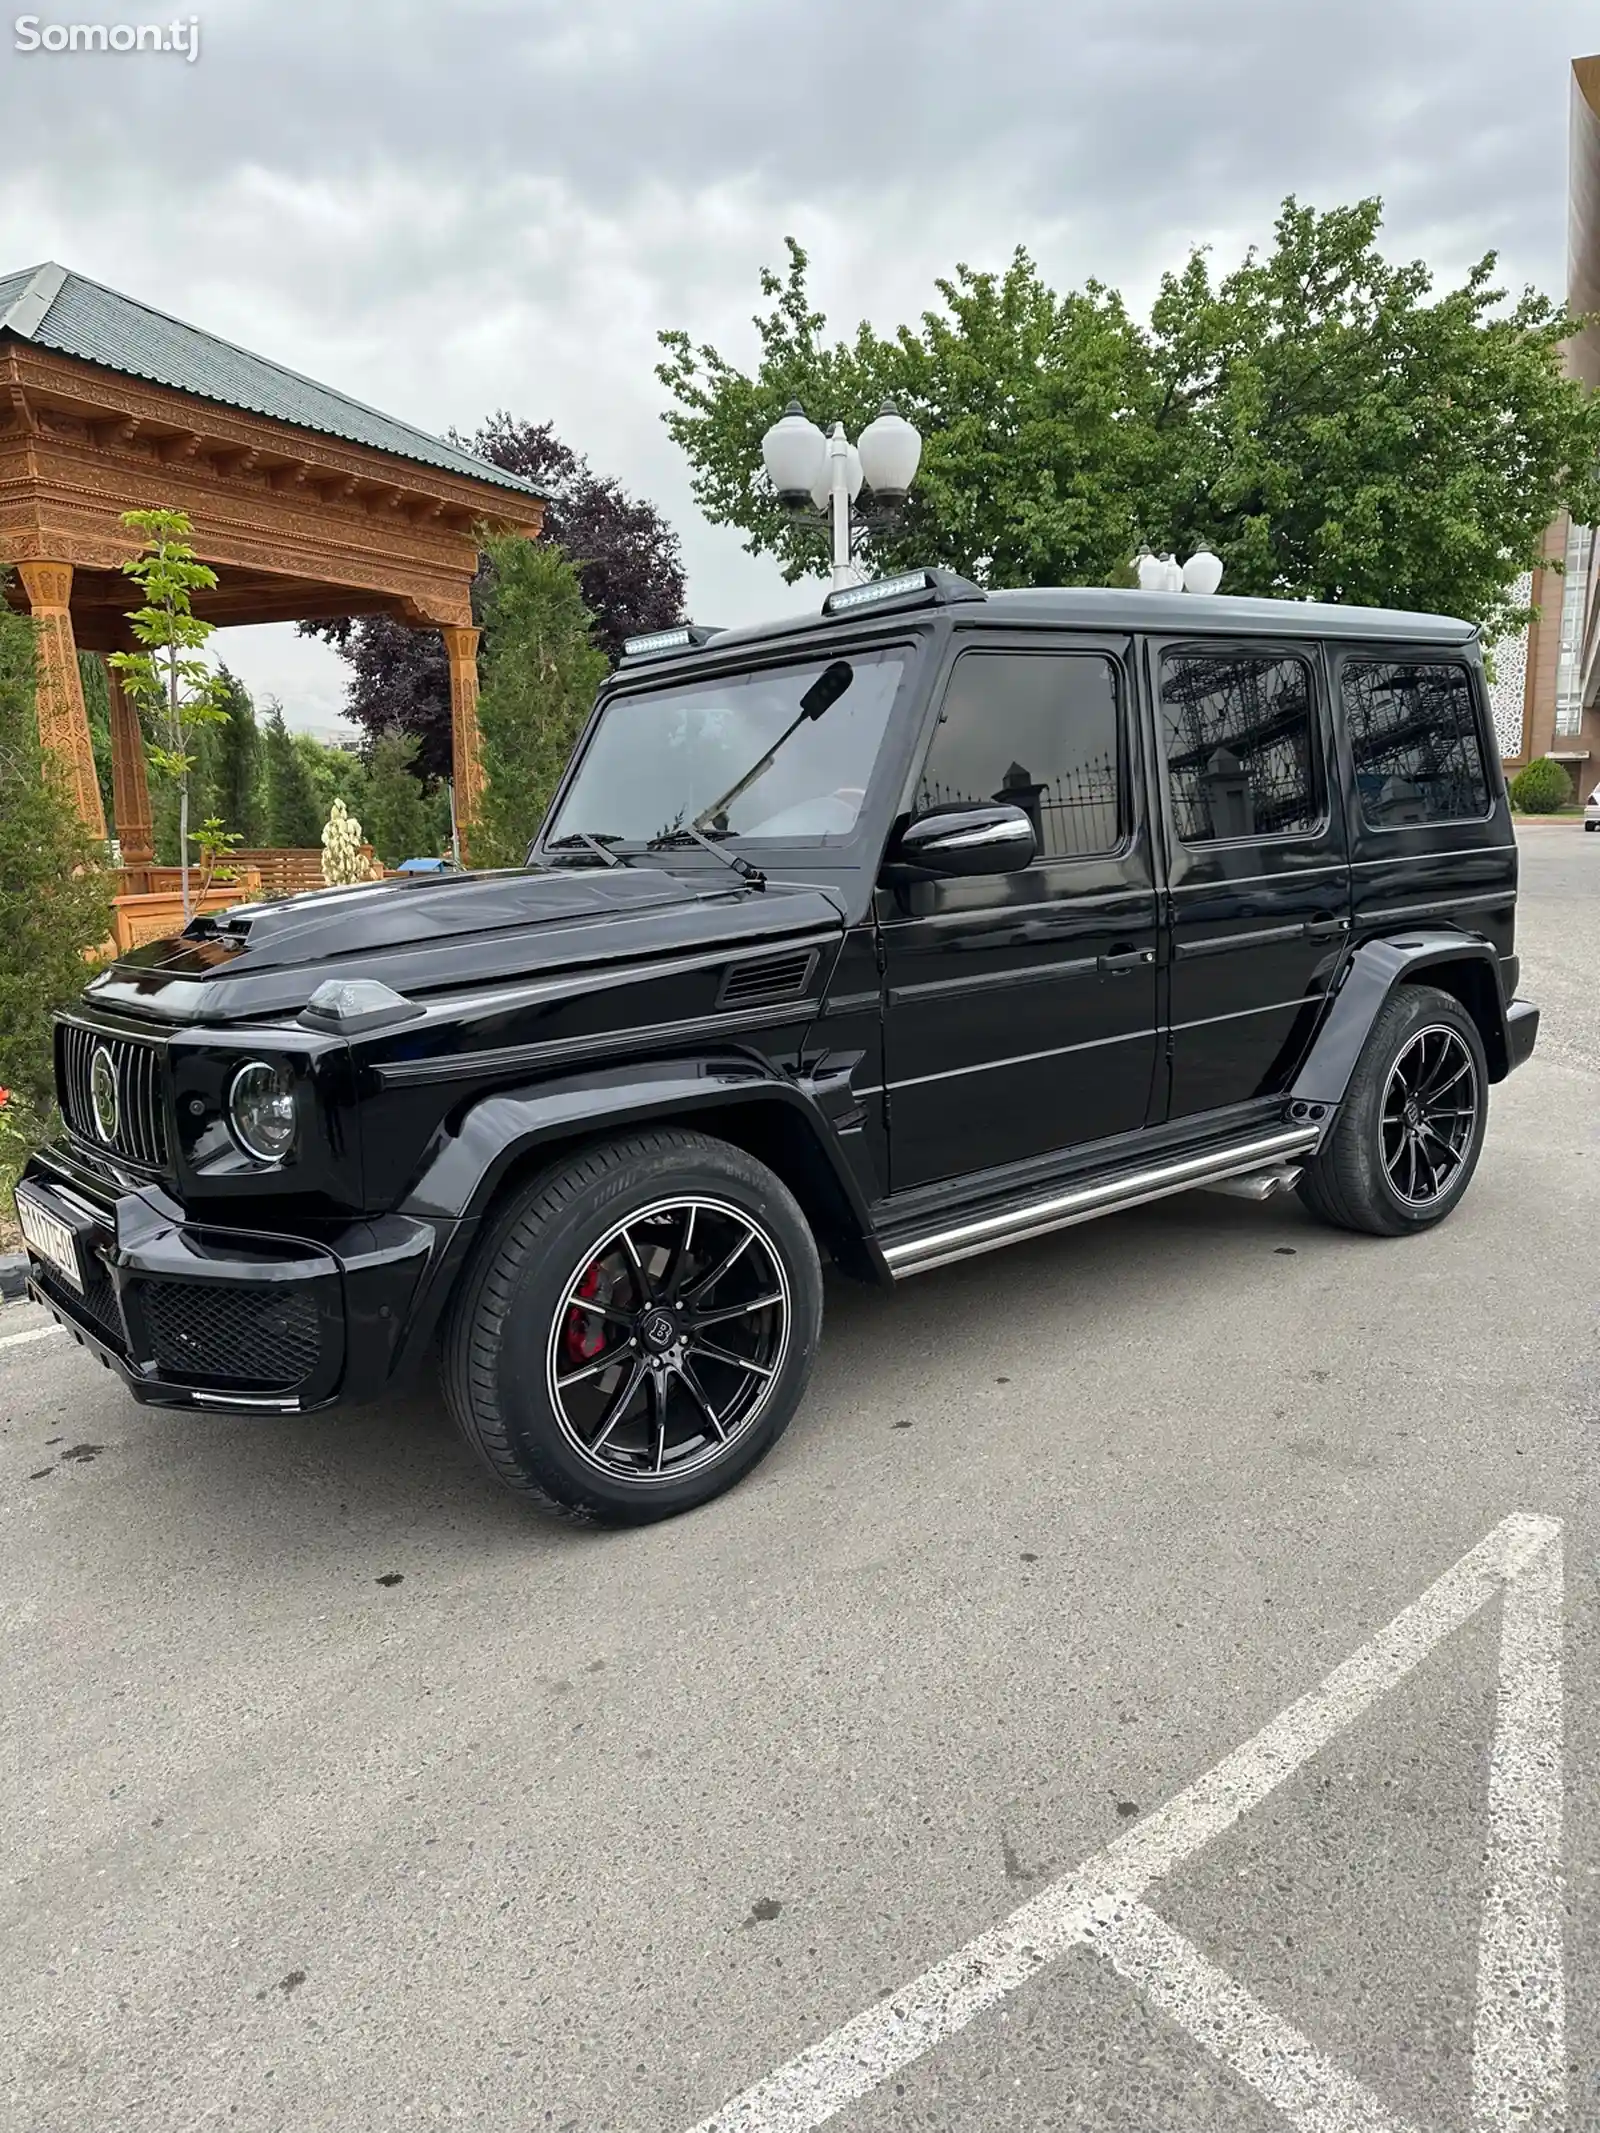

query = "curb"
[0,1253,30,1302]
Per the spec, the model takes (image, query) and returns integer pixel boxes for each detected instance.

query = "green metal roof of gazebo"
[0,261,546,498]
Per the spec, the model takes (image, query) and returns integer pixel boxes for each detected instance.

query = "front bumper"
[15,1155,440,1412]
[1506,997,1539,1074]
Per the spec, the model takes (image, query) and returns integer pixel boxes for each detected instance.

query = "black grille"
[138,1281,322,1388]
[719,949,818,1010]
[58,1023,170,1169]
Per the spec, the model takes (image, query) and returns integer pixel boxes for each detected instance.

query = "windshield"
[545,648,908,846]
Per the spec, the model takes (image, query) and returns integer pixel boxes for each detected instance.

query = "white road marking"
[1086,1895,1425,2133]
[0,1323,60,1351]
[685,1513,1564,2133]
[1473,1524,1565,2132]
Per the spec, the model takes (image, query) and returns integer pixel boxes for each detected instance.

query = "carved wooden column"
[105,654,154,872]
[441,624,484,857]
[16,560,106,840]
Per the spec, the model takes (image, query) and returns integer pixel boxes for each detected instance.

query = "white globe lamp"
[856,398,923,502]
[761,399,828,507]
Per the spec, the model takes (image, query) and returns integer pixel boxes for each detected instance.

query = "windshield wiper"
[690,659,856,835]
[539,831,633,868]
[648,822,766,889]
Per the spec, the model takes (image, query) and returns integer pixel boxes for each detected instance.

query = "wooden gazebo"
[0,261,545,867]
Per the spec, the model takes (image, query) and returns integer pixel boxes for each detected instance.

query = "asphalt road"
[3,827,1596,2133]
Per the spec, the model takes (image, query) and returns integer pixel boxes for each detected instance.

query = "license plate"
[14,1187,82,1293]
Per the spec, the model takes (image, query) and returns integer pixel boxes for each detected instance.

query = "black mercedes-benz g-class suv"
[16,568,1538,1521]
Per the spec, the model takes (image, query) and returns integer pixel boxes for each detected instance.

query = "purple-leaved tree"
[302,415,685,784]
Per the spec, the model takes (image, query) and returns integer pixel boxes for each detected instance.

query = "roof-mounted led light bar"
[620,623,724,661]
[821,567,985,618]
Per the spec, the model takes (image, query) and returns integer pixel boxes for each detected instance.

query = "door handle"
[1097,946,1154,973]
[1302,916,1350,941]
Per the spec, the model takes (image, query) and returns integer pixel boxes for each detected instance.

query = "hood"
[85,864,846,1026]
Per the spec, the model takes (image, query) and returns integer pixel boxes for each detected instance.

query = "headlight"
[227,1060,298,1162]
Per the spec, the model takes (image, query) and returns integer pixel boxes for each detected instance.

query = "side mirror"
[884,802,1038,879]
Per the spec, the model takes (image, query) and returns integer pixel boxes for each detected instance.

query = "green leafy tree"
[0,589,111,1114]
[362,730,433,865]
[212,666,265,844]
[475,536,608,869]
[292,731,368,822]
[263,703,324,848]
[110,509,232,917]
[1140,199,1600,638]
[659,201,1600,641]
[660,237,1157,589]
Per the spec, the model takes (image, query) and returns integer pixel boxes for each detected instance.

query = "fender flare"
[405,1052,876,1226]
[389,1054,883,1371]
[1290,930,1509,1109]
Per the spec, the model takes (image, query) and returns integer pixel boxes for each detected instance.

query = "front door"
[1149,636,1352,1120]
[879,639,1160,1192]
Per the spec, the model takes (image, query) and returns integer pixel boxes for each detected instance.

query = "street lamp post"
[761,397,924,592]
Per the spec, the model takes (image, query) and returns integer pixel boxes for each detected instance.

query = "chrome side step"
[882,1126,1320,1279]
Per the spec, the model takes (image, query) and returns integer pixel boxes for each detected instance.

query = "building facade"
[1505,54,1600,799]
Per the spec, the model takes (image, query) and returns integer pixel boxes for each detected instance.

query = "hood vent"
[718,947,819,1011]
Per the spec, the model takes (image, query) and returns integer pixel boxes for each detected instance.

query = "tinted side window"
[1340,660,1490,827]
[1159,652,1320,843]
[916,652,1122,859]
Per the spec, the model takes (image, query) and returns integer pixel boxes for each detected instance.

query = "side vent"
[717,947,819,1011]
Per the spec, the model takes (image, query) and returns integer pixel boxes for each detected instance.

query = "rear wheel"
[1297,984,1488,1236]
[442,1128,823,1523]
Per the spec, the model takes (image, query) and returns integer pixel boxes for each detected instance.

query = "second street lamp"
[760,396,923,593]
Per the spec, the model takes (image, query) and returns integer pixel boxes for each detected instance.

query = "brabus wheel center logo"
[643,1311,677,1350]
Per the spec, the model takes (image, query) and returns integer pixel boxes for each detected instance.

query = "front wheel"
[442,1128,823,1523]
[1297,984,1488,1236]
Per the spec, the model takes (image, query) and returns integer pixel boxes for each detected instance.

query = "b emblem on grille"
[89,1046,120,1144]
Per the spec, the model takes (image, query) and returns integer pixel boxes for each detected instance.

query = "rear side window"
[916,651,1123,859]
[1340,660,1491,827]
[1158,652,1321,842]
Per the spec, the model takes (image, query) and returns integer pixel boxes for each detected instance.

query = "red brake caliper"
[564,1259,607,1365]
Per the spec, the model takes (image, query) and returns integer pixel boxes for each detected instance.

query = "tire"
[442,1128,823,1523]
[1296,984,1489,1237]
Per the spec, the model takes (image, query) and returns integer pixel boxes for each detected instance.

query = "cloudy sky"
[2,0,1595,729]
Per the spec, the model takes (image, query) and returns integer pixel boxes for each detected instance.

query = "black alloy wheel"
[1377,1025,1480,1211]
[442,1129,823,1522]
[547,1196,791,1483]
[1297,982,1489,1236]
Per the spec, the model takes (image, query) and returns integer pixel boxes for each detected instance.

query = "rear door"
[1148,634,1352,1120]
[878,635,1160,1191]
[1328,646,1516,961]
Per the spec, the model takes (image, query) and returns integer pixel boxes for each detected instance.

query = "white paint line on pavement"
[0,1323,60,1351]
[685,1513,1563,2133]
[1087,1895,1425,2133]
[1473,1524,1566,2132]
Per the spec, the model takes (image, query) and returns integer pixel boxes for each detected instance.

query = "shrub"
[0,592,112,1115]
[320,796,378,886]
[475,536,609,869]
[1509,756,1574,813]
[362,730,433,866]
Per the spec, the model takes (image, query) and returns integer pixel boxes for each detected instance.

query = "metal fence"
[919,752,1120,860]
